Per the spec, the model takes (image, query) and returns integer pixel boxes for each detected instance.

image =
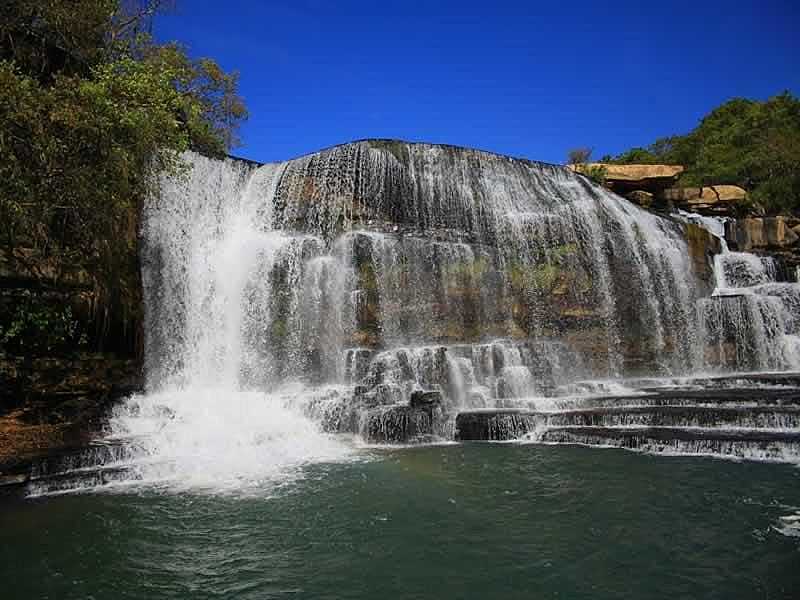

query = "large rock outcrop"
[0,356,141,480]
[730,216,799,251]
[570,163,684,196]
[569,163,750,217]
[0,210,143,480]
[662,185,748,215]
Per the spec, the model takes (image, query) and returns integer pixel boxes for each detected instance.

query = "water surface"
[2,444,799,599]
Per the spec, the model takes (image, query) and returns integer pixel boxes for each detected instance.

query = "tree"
[565,147,606,185]
[606,92,800,213]
[0,0,248,352]
[566,147,593,166]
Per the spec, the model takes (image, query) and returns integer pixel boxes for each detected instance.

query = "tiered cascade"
[21,141,800,494]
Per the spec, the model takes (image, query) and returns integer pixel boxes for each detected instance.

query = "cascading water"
[100,155,353,494]
[28,141,800,495]
[693,218,800,372]
[132,142,704,445]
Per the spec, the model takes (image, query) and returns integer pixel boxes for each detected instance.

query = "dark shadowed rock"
[455,409,541,441]
[363,405,436,443]
[624,190,654,208]
[410,390,442,408]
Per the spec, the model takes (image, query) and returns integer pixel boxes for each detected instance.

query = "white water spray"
[109,154,352,494]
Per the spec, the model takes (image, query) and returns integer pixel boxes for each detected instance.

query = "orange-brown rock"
[662,185,747,215]
[733,217,799,250]
[569,163,684,197]
[571,163,682,184]
[595,163,684,183]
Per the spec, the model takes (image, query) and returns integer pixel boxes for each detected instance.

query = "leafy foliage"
[0,292,87,355]
[583,164,608,186]
[606,93,800,213]
[566,147,608,185]
[0,0,248,354]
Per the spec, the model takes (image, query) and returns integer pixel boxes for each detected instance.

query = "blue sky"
[156,1,799,165]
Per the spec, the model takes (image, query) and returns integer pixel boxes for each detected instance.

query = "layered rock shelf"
[454,373,800,462]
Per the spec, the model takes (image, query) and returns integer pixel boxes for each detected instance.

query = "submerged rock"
[663,185,747,215]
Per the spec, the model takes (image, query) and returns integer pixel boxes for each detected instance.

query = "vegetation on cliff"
[0,0,247,355]
[601,92,800,214]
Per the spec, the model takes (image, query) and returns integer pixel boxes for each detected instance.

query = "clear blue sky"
[155,0,799,165]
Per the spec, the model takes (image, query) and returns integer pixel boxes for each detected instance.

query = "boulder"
[570,163,684,196]
[661,185,747,215]
[731,217,799,251]
[598,163,685,183]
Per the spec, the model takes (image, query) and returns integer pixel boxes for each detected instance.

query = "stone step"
[543,405,800,429]
[536,389,800,410]
[456,410,541,441]
[540,426,800,444]
[25,464,137,497]
[630,372,800,389]
[454,406,800,443]
[539,426,800,462]
[28,438,137,479]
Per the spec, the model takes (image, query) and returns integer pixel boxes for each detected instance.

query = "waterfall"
[131,143,702,441]
[693,222,800,372]
[37,139,800,494]
[137,143,703,410]
[105,154,353,494]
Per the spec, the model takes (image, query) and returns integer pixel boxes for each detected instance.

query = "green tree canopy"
[0,0,248,350]
[605,93,800,214]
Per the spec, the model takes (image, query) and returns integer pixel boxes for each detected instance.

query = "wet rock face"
[455,410,540,441]
[684,222,723,293]
[240,142,700,379]
[362,404,440,444]
[144,142,728,437]
[453,373,800,461]
[410,390,443,408]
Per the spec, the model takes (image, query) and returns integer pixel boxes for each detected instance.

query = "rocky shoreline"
[0,355,141,490]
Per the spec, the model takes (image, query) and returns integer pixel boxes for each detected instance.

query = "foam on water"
[104,387,352,495]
